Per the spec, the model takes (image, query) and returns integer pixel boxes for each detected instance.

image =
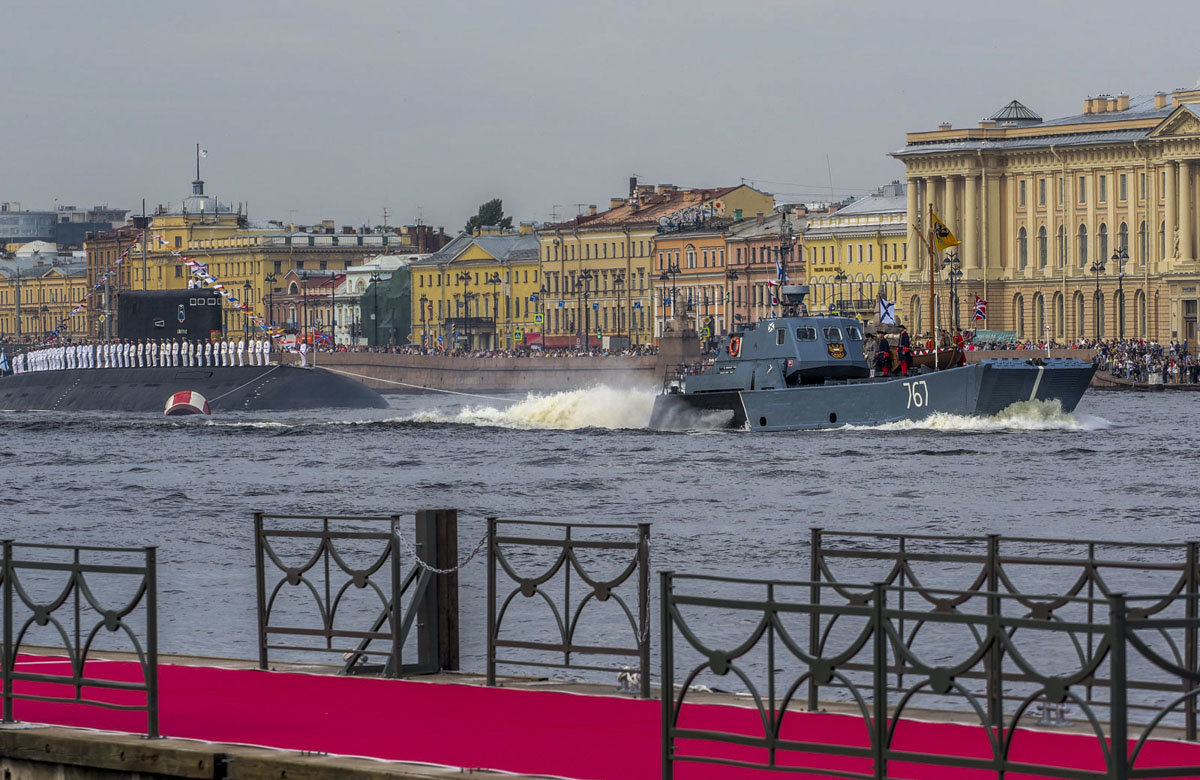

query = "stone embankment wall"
[314,351,663,393]
[965,348,1097,362]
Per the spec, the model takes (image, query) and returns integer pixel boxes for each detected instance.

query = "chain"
[393,527,488,575]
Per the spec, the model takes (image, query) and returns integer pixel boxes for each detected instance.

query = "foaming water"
[841,399,1113,433]
[407,386,658,430]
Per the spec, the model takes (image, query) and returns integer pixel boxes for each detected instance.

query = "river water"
[0,386,1195,698]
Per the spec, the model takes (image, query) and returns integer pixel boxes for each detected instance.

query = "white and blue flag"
[878,296,896,326]
[0,350,9,375]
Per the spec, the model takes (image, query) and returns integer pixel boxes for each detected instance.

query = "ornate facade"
[893,88,1200,343]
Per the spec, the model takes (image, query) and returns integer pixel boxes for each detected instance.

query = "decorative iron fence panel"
[254,512,444,676]
[487,518,650,697]
[1,541,158,738]
[810,528,1200,738]
[662,572,1200,779]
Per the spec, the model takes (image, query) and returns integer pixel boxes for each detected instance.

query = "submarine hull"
[0,365,389,412]
[649,359,1095,432]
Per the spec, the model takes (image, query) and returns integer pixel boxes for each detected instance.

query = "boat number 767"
[904,379,930,409]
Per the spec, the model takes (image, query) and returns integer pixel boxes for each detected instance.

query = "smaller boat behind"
[647,285,1095,432]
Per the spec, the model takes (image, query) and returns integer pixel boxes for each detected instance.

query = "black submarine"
[0,291,388,413]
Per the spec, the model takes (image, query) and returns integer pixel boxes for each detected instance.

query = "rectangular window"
[174,236,181,249]
[1039,178,1046,205]
[1099,174,1107,203]
[1019,180,1027,207]
[868,245,873,261]
[1079,176,1087,203]
[1119,174,1127,201]
[1141,172,1147,199]
[1059,177,1064,205]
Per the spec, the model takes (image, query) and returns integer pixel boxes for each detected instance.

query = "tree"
[464,198,512,234]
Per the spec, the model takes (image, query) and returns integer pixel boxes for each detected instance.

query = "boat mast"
[928,204,937,370]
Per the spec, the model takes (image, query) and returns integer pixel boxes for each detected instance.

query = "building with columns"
[893,87,1200,343]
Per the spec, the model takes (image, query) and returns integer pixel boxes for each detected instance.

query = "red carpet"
[10,654,1200,779]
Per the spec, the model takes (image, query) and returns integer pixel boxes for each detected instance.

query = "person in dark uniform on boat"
[898,326,912,376]
[876,333,892,377]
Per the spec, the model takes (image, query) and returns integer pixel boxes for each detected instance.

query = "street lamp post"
[612,272,625,337]
[485,271,501,349]
[370,272,382,347]
[419,294,428,347]
[1089,255,1107,341]
[1111,247,1128,339]
[834,268,848,314]
[725,268,739,333]
[330,270,337,347]
[658,259,681,335]
[242,281,251,337]
[579,269,593,346]
[943,251,963,332]
[457,271,472,349]
[264,273,276,330]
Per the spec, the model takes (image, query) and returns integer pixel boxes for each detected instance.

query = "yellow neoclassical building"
[408,227,541,350]
[84,177,397,338]
[535,181,774,347]
[894,87,1200,343]
[804,182,908,319]
[0,246,89,341]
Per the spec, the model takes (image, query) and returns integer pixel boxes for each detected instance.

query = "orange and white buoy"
[164,390,211,416]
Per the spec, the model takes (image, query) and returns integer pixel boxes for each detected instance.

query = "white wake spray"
[408,386,659,430]
[840,399,1112,433]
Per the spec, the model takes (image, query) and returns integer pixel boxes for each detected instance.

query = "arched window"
[1033,293,1045,340]
[1037,226,1048,268]
[1054,292,1065,338]
[1077,224,1088,267]
[1118,221,1128,253]
[1136,290,1147,337]
[685,244,696,269]
[1138,221,1147,266]
[1074,291,1086,338]
[1160,220,1166,260]
[1018,227,1028,269]
[1095,291,1105,338]
[1014,293,1025,338]
[1057,225,1067,268]
[1098,223,1108,265]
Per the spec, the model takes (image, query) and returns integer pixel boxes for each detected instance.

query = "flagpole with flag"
[928,205,961,370]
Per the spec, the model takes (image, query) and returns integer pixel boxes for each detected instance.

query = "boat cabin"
[678,285,870,393]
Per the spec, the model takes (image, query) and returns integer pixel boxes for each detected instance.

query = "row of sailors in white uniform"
[13,338,275,373]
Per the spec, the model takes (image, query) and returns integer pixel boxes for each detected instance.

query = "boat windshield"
[795,326,816,341]
[845,326,862,341]
[823,326,843,342]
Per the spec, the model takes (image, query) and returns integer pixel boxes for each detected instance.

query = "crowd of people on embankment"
[1094,338,1200,384]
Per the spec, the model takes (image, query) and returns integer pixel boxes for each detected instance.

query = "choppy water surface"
[0,387,1193,682]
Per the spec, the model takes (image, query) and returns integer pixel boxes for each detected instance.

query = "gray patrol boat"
[647,285,1095,432]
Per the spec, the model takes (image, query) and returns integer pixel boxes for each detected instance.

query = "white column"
[906,177,920,277]
[1180,161,1193,263]
[965,174,979,269]
[1165,162,1177,261]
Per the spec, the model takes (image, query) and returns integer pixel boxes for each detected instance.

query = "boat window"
[823,327,843,342]
[845,326,863,341]
[776,328,786,346]
[795,327,816,341]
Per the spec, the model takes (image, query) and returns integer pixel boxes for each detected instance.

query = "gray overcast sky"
[5,0,1200,232]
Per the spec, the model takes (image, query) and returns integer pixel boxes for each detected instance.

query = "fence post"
[254,512,268,670]
[145,546,159,739]
[435,509,459,672]
[413,510,441,673]
[1186,541,1198,741]
[808,527,822,712]
[486,516,497,687]
[660,570,675,780]
[1109,592,1128,780]
[638,522,651,699]
[986,533,1002,729]
[389,514,403,678]
[872,582,887,780]
[2,540,12,724]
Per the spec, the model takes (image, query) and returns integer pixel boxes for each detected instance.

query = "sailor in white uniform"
[236,337,245,367]
[298,340,308,367]
[204,340,213,367]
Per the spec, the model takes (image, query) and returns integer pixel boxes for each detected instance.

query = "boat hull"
[0,365,389,412]
[648,359,1095,432]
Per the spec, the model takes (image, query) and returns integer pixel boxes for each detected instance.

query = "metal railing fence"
[487,518,650,697]
[1,541,158,737]
[255,512,444,676]
[662,572,1200,779]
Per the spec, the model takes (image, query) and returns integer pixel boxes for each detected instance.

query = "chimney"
[656,184,677,195]
[1116,94,1129,111]
[938,121,952,131]
[756,212,765,225]
[1155,92,1169,109]
[1106,96,1117,112]
[610,197,625,209]
[1083,98,1094,115]
[978,119,996,129]
[629,176,638,197]
[588,204,597,216]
